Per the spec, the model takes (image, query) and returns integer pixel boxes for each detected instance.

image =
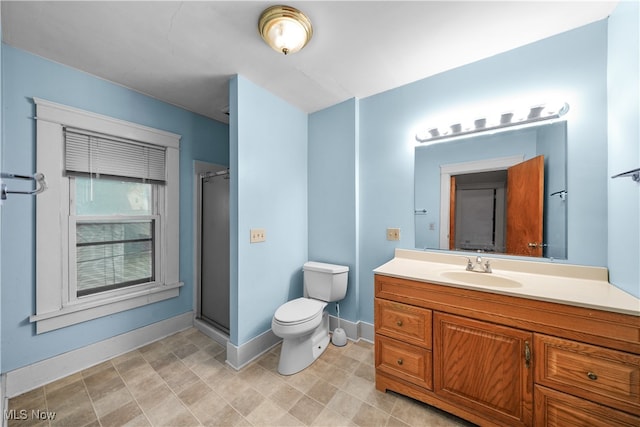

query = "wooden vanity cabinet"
[374,274,640,427]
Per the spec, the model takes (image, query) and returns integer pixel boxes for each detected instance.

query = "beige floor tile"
[342,374,374,397]
[92,386,135,418]
[113,352,150,376]
[124,371,166,400]
[7,328,477,427]
[143,393,194,427]
[311,407,358,427]
[363,388,398,414]
[326,390,364,420]
[284,369,320,394]
[177,379,213,407]
[8,387,46,412]
[187,390,226,423]
[229,387,265,417]
[274,412,306,426]
[135,383,174,413]
[185,330,217,348]
[201,403,244,427]
[245,399,287,426]
[43,372,84,394]
[268,381,304,411]
[99,400,146,427]
[289,395,324,425]
[84,366,126,402]
[334,353,362,373]
[352,401,390,427]
[306,379,338,405]
[81,360,114,378]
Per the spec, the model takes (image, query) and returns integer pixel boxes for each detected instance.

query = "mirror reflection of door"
[449,155,544,257]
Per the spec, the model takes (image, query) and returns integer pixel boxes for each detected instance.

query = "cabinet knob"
[397,359,403,366]
[396,320,403,327]
[587,372,598,381]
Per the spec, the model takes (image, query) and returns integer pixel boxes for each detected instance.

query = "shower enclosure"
[194,161,230,338]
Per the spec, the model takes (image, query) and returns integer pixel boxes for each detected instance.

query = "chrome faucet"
[465,254,492,273]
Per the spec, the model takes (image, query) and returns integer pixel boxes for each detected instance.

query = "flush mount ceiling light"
[258,5,313,55]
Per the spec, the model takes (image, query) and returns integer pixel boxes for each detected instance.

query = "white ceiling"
[1,1,618,124]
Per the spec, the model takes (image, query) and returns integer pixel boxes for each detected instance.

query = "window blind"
[64,128,166,184]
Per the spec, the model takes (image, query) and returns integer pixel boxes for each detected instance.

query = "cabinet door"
[434,312,533,427]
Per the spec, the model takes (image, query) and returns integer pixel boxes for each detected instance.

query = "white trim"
[33,98,180,149]
[34,100,182,333]
[357,320,374,343]
[439,155,524,248]
[30,283,183,334]
[5,312,193,398]
[226,329,282,370]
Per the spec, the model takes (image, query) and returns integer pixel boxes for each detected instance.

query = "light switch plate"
[250,228,266,243]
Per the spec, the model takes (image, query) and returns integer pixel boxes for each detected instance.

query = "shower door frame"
[193,160,230,344]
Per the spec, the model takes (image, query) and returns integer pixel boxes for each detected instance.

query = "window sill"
[30,281,183,334]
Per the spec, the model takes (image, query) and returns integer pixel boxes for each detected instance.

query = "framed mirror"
[415,121,567,259]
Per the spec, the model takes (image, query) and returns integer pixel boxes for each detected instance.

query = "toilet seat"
[273,298,326,325]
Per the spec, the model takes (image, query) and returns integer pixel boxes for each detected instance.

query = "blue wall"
[230,75,308,346]
[308,21,611,325]
[0,44,228,372]
[308,98,359,321]
[607,1,640,298]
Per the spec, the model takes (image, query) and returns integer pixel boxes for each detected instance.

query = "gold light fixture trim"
[258,5,313,55]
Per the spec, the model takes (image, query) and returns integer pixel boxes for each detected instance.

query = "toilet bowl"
[272,262,348,375]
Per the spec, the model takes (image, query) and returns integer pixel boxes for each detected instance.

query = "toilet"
[272,261,349,375]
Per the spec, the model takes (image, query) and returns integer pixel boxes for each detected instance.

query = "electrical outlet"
[386,228,401,241]
[250,228,266,243]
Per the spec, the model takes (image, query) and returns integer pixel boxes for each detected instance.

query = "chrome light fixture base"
[258,5,313,55]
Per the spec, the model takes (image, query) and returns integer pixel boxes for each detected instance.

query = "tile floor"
[7,328,475,427]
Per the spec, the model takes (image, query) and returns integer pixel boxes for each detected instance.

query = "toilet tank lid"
[303,261,349,274]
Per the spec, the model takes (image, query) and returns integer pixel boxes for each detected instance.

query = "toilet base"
[277,311,329,375]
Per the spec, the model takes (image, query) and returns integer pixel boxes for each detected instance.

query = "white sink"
[439,271,522,288]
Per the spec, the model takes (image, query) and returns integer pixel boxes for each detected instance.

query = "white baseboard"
[4,311,193,398]
[226,328,281,370]
[330,316,374,343]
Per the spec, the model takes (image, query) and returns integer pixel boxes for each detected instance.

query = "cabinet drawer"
[375,298,432,348]
[535,385,640,427]
[375,334,432,390]
[535,334,640,414]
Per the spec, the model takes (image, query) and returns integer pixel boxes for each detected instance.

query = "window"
[72,178,158,298]
[31,98,182,334]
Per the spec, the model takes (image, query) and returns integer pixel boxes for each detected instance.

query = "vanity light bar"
[416,102,570,143]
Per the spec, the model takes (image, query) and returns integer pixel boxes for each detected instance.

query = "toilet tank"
[303,261,349,302]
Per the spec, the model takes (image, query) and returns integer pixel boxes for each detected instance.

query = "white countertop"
[373,249,640,316]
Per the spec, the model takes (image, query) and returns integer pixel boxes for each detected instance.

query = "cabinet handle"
[396,320,403,327]
[524,341,531,368]
[587,372,598,381]
[397,359,403,365]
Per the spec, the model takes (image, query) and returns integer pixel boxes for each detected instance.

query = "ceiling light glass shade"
[259,5,313,55]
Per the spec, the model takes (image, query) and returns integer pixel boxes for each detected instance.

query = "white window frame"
[31,98,182,334]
